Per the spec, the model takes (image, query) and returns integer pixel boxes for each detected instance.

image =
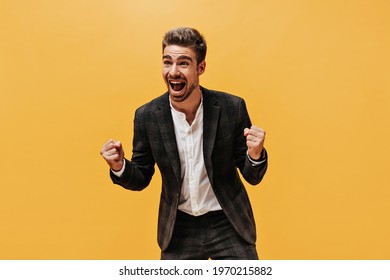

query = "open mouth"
[169,81,186,92]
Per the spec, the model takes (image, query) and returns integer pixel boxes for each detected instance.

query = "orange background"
[1,0,389,259]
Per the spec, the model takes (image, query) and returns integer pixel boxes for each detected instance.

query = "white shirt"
[170,98,222,216]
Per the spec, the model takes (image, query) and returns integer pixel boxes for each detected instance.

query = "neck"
[171,87,202,124]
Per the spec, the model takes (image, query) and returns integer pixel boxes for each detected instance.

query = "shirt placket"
[187,126,199,215]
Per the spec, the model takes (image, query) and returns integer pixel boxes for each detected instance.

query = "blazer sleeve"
[234,98,268,185]
[110,106,155,190]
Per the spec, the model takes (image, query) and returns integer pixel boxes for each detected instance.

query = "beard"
[168,82,198,103]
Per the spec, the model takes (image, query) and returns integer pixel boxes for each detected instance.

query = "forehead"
[162,45,196,59]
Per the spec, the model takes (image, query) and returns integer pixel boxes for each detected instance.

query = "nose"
[169,64,180,78]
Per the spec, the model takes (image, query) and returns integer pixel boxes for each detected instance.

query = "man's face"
[162,45,205,103]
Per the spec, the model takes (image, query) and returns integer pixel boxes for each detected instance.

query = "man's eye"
[180,62,189,66]
[163,61,172,65]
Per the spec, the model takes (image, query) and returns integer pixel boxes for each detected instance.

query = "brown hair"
[162,27,207,64]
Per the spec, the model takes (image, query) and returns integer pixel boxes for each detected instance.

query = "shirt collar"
[169,93,204,119]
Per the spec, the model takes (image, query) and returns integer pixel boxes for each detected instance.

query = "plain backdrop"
[1,0,389,259]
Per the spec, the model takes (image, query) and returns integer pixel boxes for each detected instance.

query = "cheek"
[162,70,168,80]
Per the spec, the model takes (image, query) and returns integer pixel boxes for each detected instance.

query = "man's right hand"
[100,139,125,172]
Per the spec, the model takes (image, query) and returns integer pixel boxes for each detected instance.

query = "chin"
[169,91,190,102]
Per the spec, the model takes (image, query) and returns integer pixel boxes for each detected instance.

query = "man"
[100,27,268,260]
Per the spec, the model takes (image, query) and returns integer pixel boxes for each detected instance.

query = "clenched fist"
[244,125,266,160]
[100,139,125,172]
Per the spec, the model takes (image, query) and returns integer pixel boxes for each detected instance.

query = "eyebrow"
[162,55,193,61]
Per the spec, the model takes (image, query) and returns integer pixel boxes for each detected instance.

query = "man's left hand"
[244,125,266,160]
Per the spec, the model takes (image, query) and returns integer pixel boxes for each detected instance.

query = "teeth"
[170,81,185,92]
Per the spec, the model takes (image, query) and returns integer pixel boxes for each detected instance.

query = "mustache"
[167,74,185,80]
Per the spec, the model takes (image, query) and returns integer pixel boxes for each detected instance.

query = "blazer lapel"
[154,94,182,187]
[202,88,220,185]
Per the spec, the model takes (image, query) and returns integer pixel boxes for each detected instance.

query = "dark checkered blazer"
[110,87,268,251]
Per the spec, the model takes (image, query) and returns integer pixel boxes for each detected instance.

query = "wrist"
[111,159,125,172]
[247,148,266,162]
[248,148,262,161]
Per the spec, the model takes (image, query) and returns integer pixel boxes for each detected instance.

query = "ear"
[197,60,206,75]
